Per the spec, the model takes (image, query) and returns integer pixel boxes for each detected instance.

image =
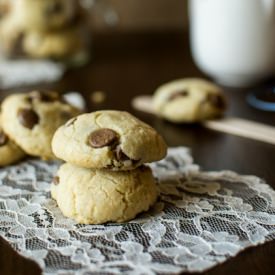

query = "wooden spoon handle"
[132,95,275,146]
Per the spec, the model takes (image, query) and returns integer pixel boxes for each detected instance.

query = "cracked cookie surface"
[51,163,158,224]
[1,91,81,160]
[0,116,25,166]
[153,78,226,123]
[52,110,167,170]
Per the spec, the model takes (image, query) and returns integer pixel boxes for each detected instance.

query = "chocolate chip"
[17,108,39,129]
[45,2,63,16]
[168,90,189,101]
[27,91,60,103]
[52,176,60,185]
[115,145,131,162]
[114,145,140,165]
[88,128,118,148]
[207,94,226,109]
[0,130,8,146]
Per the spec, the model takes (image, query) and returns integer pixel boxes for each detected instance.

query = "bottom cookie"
[51,163,158,224]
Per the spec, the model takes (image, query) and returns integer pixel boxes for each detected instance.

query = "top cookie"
[52,110,167,170]
[153,78,226,123]
[1,91,81,160]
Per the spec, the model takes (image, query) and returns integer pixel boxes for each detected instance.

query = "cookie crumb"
[90,91,106,104]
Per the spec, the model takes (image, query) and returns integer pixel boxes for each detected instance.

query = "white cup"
[189,0,275,87]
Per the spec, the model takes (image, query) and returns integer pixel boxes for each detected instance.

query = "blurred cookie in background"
[153,78,227,123]
[0,0,90,64]
[0,115,26,167]
[1,90,81,160]
[23,24,89,64]
[1,0,80,31]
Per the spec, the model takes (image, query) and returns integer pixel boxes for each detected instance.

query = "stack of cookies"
[0,90,81,165]
[51,110,167,224]
[0,0,89,63]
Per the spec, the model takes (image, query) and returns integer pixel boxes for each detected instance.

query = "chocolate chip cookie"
[0,18,88,60]
[3,0,78,32]
[22,24,89,61]
[52,110,167,170]
[0,0,85,59]
[153,78,227,123]
[1,91,81,160]
[51,163,158,224]
[0,117,25,167]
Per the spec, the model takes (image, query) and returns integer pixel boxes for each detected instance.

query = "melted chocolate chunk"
[168,90,189,101]
[114,146,140,165]
[0,130,8,146]
[17,108,39,129]
[115,146,131,162]
[88,128,118,148]
[207,94,226,109]
[52,176,60,185]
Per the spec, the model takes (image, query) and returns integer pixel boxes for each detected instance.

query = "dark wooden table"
[0,31,275,275]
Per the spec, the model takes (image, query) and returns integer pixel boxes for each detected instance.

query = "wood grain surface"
[0,31,274,275]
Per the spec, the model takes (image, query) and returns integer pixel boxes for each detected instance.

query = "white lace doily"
[0,147,275,274]
[0,59,64,89]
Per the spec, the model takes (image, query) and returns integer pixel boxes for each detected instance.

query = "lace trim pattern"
[0,147,274,274]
